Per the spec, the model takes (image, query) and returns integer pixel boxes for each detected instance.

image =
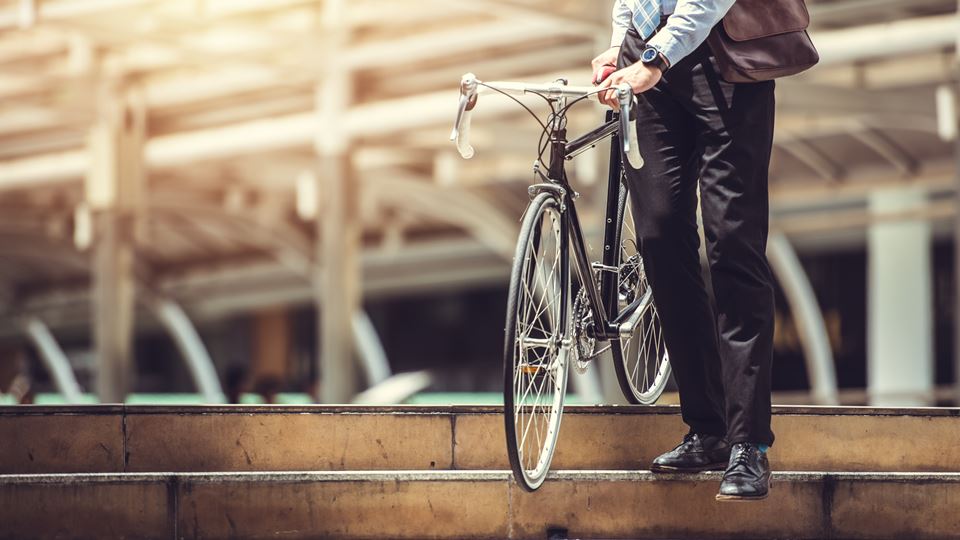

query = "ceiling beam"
[777,81,935,117]
[809,13,956,67]
[445,0,604,38]
[0,68,581,190]
[808,0,952,25]
[848,126,920,177]
[0,0,154,30]
[775,135,847,181]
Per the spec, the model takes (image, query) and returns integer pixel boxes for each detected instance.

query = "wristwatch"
[641,46,670,73]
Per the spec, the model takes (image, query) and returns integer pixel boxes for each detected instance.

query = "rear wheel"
[503,192,571,492]
[610,181,671,405]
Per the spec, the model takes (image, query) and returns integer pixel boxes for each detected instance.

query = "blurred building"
[0,0,957,406]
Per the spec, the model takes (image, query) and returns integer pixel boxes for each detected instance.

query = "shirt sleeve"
[610,0,633,47]
[645,0,736,67]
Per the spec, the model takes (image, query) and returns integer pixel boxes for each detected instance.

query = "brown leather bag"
[706,0,819,83]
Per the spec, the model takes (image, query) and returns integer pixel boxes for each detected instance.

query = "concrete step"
[1,469,958,539]
[3,404,959,474]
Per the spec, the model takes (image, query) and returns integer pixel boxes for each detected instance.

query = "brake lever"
[451,73,479,159]
[616,84,644,169]
[450,74,478,140]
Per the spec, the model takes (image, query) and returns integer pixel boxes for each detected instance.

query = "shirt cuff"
[644,32,684,69]
[610,26,628,48]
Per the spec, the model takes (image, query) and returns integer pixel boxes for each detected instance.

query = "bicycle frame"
[529,110,642,343]
[449,74,648,345]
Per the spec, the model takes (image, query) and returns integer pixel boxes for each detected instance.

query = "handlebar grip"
[455,108,475,159]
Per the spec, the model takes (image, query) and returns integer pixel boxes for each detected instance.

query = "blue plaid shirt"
[611,0,736,67]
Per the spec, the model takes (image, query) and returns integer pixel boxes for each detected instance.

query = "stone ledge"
[2,470,960,539]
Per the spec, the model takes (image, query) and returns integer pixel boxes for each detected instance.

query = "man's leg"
[686,50,777,448]
[675,43,776,501]
[618,36,726,439]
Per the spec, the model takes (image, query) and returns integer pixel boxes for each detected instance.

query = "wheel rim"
[617,201,670,404]
[511,204,568,488]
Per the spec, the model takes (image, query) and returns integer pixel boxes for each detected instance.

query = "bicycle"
[450,74,672,491]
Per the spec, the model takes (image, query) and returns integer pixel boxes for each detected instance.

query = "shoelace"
[675,432,697,450]
[730,445,756,470]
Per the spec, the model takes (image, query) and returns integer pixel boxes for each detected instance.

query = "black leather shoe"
[716,443,771,501]
[650,433,730,473]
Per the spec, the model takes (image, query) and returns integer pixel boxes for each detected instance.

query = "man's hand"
[597,62,662,110]
[591,46,620,84]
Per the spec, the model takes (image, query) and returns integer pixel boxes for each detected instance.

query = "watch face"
[641,47,658,63]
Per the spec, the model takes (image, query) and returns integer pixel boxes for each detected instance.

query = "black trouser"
[618,27,776,446]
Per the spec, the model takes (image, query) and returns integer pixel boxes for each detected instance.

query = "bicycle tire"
[610,179,672,405]
[503,192,571,492]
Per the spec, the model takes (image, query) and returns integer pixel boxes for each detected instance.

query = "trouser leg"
[618,36,726,437]
[684,47,777,446]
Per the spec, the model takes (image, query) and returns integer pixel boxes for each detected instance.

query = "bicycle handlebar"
[450,73,644,169]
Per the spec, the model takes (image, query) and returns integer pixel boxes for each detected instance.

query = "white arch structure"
[767,232,839,405]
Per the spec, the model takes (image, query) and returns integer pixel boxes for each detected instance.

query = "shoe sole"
[650,462,728,474]
[714,492,769,502]
[715,481,771,502]
[716,493,768,502]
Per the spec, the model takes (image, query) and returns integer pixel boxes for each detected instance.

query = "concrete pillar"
[87,83,144,403]
[315,0,360,403]
[867,188,933,406]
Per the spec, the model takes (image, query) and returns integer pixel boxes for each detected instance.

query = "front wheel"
[610,181,672,405]
[503,192,571,492]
